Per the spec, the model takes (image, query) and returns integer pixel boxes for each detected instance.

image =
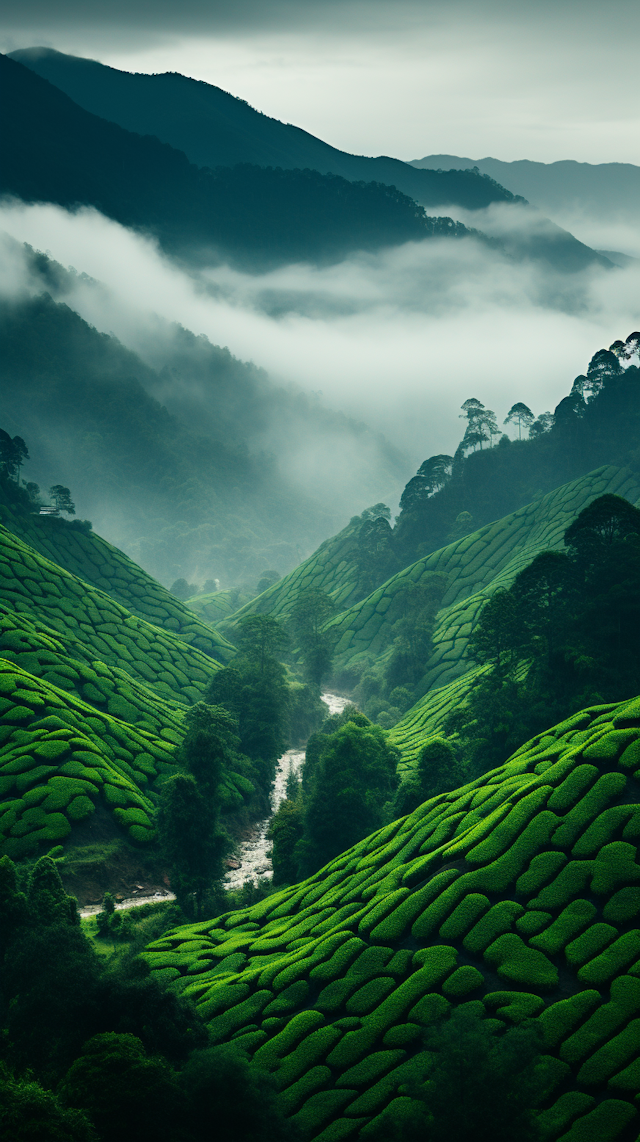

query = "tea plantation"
[0,524,258,861]
[143,696,640,1140]
[0,482,235,663]
[327,465,640,681]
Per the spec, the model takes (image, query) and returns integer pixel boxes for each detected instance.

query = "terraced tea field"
[0,525,255,861]
[0,485,234,662]
[143,696,640,1141]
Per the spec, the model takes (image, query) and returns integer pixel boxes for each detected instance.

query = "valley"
[1,24,640,1142]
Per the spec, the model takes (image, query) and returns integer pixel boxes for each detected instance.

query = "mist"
[2,196,639,478]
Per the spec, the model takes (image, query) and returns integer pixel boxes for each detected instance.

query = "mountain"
[0,243,406,587]
[141,695,640,1140]
[9,47,521,214]
[5,49,614,274]
[411,155,640,244]
[0,53,475,271]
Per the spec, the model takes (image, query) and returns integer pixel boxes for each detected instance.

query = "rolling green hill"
[0,521,263,864]
[141,695,640,1141]
[0,481,235,664]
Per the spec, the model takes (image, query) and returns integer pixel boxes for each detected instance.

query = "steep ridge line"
[141,695,640,1141]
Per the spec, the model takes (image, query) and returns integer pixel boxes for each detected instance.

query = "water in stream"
[223,691,351,891]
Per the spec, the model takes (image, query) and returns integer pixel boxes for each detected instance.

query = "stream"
[79,692,350,916]
[223,691,351,892]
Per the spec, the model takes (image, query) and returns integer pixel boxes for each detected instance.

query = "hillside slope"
[0,53,472,270]
[143,695,640,1141]
[0,479,236,661]
[0,524,261,865]
[0,524,233,683]
[328,466,640,681]
[10,48,520,213]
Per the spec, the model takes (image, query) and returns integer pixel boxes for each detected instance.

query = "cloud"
[1,198,639,475]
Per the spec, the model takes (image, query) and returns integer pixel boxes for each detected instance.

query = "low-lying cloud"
[2,197,639,474]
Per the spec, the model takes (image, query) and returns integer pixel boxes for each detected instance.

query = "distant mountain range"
[412,154,640,259]
[4,49,615,274]
[9,47,519,213]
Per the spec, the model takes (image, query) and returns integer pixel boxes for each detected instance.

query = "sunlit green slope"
[0,525,230,703]
[144,697,640,1141]
[0,483,235,663]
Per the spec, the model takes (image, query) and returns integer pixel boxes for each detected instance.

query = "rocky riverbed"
[223,691,350,891]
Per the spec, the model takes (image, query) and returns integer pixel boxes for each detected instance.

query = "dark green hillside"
[0,293,330,587]
[142,697,640,1140]
[328,466,639,681]
[393,346,640,570]
[9,47,521,214]
[218,514,371,638]
[0,53,472,269]
[0,478,235,660]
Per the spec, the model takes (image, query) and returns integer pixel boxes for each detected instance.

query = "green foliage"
[297,720,399,875]
[0,1065,95,1142]
[157,704,230,919]
[59,1033,182,1142]
[289,587,336,686]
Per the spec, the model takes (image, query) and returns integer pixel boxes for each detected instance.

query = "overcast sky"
[2,0,640,165]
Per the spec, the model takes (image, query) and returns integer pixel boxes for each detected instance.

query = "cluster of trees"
[446,494,640,773]
[0,854,292,1142]
[388,331,640,569]
[268,706,400,881]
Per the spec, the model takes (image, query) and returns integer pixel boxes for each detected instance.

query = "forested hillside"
[10,48,522,213]
[140,696,640,1141]
[0,267,404,586]
[0,53,474,270]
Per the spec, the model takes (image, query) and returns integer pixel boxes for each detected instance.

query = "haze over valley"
[2,7,640,1142]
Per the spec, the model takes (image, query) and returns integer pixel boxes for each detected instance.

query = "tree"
[157,703,231,918]
[467,589,520,673]
[0,1066,95,1142]
[370,1007,542,1142]
[504,401,534,439]
[59,1033,182,1142]
[157,775,226,920]
[179,1045,293,1142]
[0,429,29,479]
[289,587,335,685]
[206,656,290,798]
[529,411,554,439]
[235,613,288,674]
[49,485,75,515]
[584,347,622,398]
[385,574,448,691]
[416,454,453,492]
[564,493,640,555]
[297,720,399,874]
[268,797,304,884]
[393,737,463,817]
[168,578,196,600]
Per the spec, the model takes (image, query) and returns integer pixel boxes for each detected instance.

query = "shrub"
[530,899,597,956]
[565,922,617,967]
[463,900,524,954]
[483,933,558,990]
